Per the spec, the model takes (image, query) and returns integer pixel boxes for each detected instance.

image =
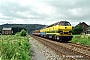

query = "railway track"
[67,42,90,51]
[66,42,90,57]
[31,35,90,60]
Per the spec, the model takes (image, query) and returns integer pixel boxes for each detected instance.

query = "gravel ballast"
[29,37,62,60]
[29,37,46,60]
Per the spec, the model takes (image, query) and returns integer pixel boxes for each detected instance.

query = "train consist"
[32,21,73,42]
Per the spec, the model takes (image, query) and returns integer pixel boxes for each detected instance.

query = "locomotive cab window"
[65,22,71,26]
[59,22,64,26]
[59,21,71,26]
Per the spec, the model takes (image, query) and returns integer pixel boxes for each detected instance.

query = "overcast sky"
[0,0,90,26]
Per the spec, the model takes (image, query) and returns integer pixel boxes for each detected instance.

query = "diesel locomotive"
[32,21,73,42]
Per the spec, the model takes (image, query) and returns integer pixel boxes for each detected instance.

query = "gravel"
[30,37,62,60]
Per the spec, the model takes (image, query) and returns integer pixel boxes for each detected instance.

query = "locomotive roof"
[46,21,69,28]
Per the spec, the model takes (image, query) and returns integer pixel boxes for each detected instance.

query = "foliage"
[0,35,31,60]
[0,24,45,34]
[72,25,83,34]
[15,32,21,36]
[20,29,27,36]
[71,35,90,46]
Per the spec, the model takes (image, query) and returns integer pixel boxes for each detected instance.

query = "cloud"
[0,0,90,26]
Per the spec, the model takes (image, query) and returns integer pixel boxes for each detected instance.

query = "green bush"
[72,26,83,34]
[15,32,20,36]
[20,29,27,36]
[71,35,90,46]
[75,35,81,38]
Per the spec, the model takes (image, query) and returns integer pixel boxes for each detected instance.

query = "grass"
[71,34,90,46]
[0,35,31,60]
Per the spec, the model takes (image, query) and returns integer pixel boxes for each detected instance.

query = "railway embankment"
[31,35,90,60]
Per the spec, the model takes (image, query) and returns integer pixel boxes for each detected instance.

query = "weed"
[0,35,31,60]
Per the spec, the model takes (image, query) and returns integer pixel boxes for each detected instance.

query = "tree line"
[0,24,46,34]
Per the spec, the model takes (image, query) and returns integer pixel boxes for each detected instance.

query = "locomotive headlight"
[68,31,72,35]
[69,31,72,33]
[59,31,63,34]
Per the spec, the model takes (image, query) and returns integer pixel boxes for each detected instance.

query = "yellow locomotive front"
[45,21,73,42]
[55,21,72,36]
[55,21,73,42]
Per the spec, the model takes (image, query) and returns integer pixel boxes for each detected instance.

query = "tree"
[72,25,83,34]
[12,27,26,34]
